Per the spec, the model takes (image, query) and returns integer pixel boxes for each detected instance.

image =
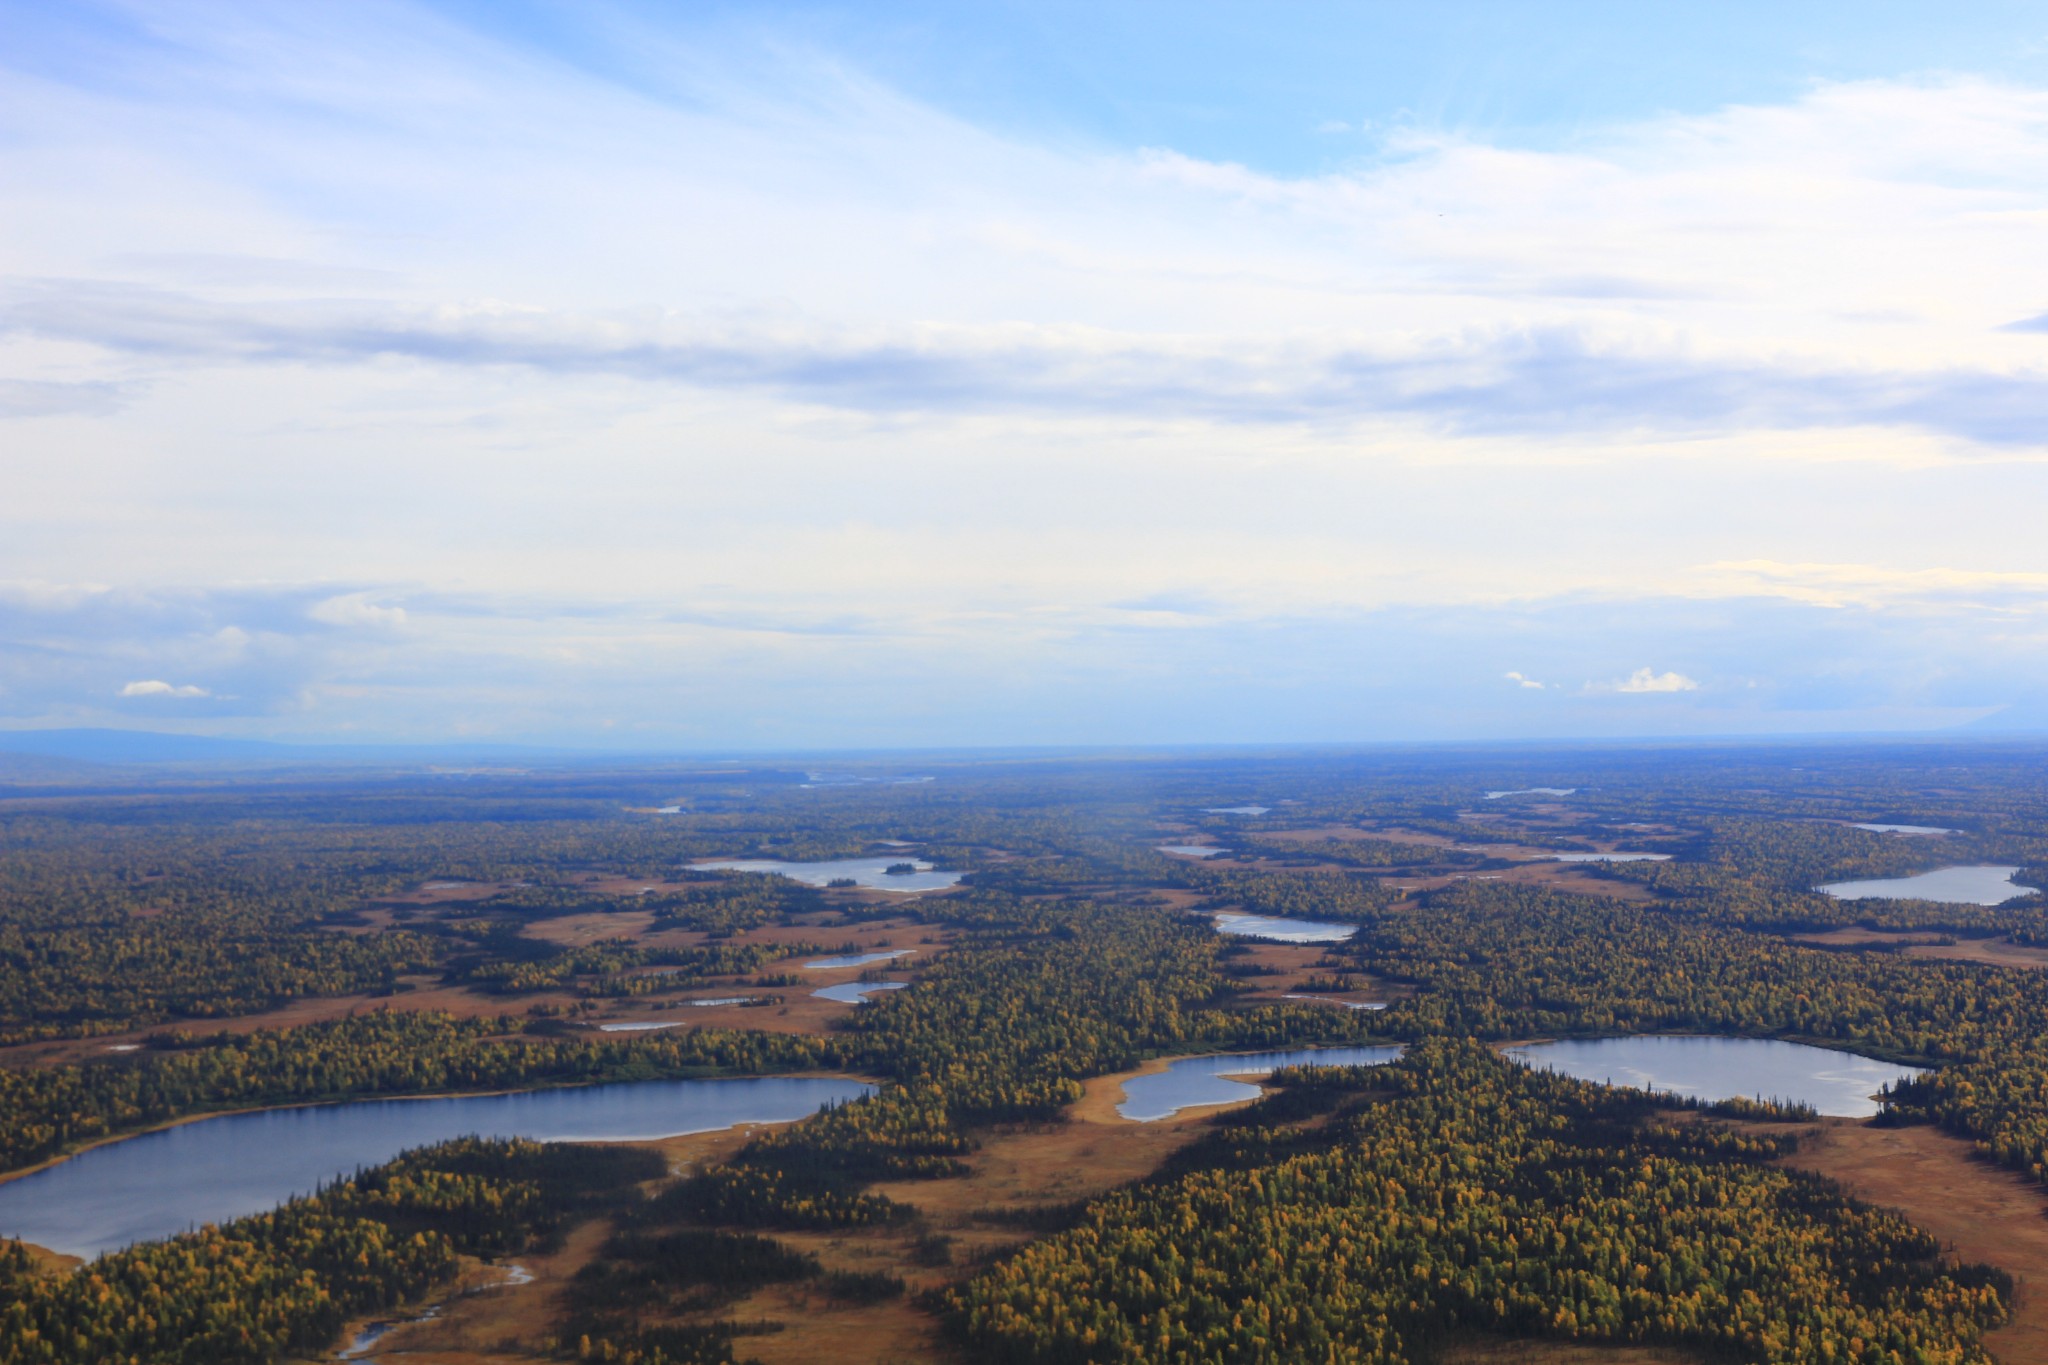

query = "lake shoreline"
[0,1064,882,1193]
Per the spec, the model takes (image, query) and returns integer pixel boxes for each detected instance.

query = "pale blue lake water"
[692,857,962,892]
[1204,805,1271,815]
[1546,852,1671,863]
[1852,823,1954,835]
[1213,912,1357,943]
[1818,865,2031,906]
[812,981,908,1004]
[0,1075,872,1260]
[1486,787,1575,799]
[1158,844,1226,857]
[1118,1046,1405,1121]
[1505,1036,1924,1117]
[803,949,914,970]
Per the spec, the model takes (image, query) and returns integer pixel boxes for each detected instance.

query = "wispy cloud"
[0,378,131,419]
[6,9,2048,743]
[308,593,408,630]
[10,281,2048,445]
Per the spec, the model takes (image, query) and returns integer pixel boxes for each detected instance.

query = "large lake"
[691,857,962,892]
[1505,1036,1924,1117]
[1118,1046,1404,1121]
[1213,912,1357,944]
[0,1076,872,1260]
[1818,865,2031,906]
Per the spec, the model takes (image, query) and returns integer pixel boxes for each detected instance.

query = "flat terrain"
[1785,1119,2048,1364]
[1789,927,2048,970]
[330,1066,1227,1365]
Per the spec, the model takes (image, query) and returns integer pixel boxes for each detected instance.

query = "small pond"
[812,981,908,1004]
[1118,1046,1405,1121]
[1283,994,1386,1010]
[1505,1036,1925,1118]
[1818,865,2031,907]
[803,949,914,970]
[691,857,962,892]
[0,1075,873,1260]
[1212,912,1357,944]
[1158,844,1226,858]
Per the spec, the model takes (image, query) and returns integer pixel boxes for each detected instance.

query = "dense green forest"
[4,745,2048,1363]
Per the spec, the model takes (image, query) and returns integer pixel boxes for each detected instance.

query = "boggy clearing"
[1784,1118,2048,1365]
[333,1069,1226,1365]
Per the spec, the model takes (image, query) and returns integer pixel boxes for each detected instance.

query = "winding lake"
[1818,865,2031,906]
[0,1076,873,1260]
[1118,1046,1404,1121]
[1212,912,1357,943]
[1505,1036,1924,1117]
[691,857,962,892]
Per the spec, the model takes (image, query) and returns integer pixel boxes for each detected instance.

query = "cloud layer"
[3,5,2048,743]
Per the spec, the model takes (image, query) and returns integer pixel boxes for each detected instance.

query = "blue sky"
[4,1,2048,747]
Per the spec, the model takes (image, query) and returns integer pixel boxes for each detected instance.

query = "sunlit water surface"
[1505,1036,1924,1117]
[0,1076,872,1259]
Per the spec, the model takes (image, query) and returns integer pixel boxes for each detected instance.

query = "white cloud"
[1612,668,1700,694]
[308,594,408,630]
[5,12,2048,742]
[1504,671,1545,689]
[120,679,209,698]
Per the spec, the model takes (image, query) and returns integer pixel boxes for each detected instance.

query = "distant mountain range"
[0,728,563,767]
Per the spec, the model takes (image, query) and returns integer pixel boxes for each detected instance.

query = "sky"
[5,0,2048,749]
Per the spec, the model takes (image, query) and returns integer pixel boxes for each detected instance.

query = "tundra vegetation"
[3,745,2048,1362]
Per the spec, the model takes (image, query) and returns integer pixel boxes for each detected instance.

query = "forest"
[2,743,2048,1363]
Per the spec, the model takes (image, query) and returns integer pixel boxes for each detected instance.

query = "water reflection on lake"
[1505,1036,1925,1118]
[1546,852,1671,863]
[1204,805,1271,815]
[1212,912,1357,943]
[1852,823,1954,836]
[1486,787,1576,800]
[691,857,962,892]
[803,949,913,970]
[1818,865,2031,906]
[1158,844,1225,858]
[1118,1046,1404,1121]
[812,981,908,1004]
[0,1076,873,1260]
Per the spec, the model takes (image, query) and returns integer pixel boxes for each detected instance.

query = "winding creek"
[0,1076,873,1260]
